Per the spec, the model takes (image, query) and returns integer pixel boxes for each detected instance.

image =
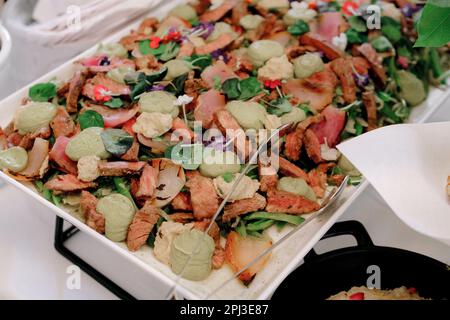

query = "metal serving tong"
[163,123,349,300]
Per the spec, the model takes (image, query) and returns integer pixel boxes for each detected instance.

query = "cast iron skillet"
[273,221,450,300]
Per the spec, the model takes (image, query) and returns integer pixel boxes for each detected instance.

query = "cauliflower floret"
[213,174,260,202]
[153,221,194,265]
[132,112,173,139]
[381,2,402,22]
[77,155,100,182]
[258,55,294,81]
[284,1,317,25]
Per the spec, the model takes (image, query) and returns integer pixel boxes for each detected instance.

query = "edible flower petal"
[264,79,282,89]
[93,85,112,102]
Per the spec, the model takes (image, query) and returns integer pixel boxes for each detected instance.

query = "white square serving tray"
[0,0,449,299]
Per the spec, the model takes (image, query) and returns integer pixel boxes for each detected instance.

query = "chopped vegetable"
[244,212,305,226]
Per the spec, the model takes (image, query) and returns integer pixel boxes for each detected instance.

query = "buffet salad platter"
[0,0,449,299]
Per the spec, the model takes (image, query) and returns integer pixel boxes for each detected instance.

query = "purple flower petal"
[192,22,215,39]
[401,4,414,18]
[353,73,369,89]
[204,135,232,152]
[150,85,165,91]
[211,49,230,63]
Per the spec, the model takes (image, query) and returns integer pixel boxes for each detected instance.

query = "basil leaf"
[371,36,393,52]
[104,98,124,109]
[415,3,450,47]
[79,110,104,130]
[348,16,367,32]
[287,20,310,36]
[267,97,293,116]
[146,67,168,83]
[159,42,180,62]
[345,28,367,44]
[131,80,150,100]
[165,73,188,95]
[381,17,401,44]
[238,77,262,100]
[184,54,213,71]
[101,129,134,156]
[125,71,146,85]
[222,78,241,99]
[139,40,168,57]
[139,40,152,55]
[29,83,57,102]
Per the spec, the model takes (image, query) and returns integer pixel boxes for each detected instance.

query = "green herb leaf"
[238,77,262,100]
[146,67,168,83]
[267,97,293,116]
[159,42,180,62]
[139,40,167,57]
[131,81,150,101]
[184,54,213,71]
[222,172,234,183]
[222,78,241,99]
[101,129,134,156]
[380,16,401,44]
[345,28,368,44]
[104,98,124,109]
[287,20,310,36]
[166,73,188,95]
[299,103,313,116]
[29,83,57,102]
[348,16,367,32]
[371,36,393,52]
[113,177,137,209]
[415,3,450,47]
[78,110,104,130]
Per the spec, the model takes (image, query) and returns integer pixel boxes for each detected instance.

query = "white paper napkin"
[337,122,450,245]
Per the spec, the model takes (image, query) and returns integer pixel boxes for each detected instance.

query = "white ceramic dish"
[0,1,449,299]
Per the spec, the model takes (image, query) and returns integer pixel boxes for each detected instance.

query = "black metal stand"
[53,216,137,300]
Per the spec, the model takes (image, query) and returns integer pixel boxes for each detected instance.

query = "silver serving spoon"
[202,175,350,300]
[164,122,348,299]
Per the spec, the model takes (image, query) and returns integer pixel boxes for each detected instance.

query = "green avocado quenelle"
[97,193,136,242]
[15,102,57,135]
[277,177,317,201]
[170,229,215,281]
[138,91,179,118]
[65,127,111,161]
[0,147,29,172]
